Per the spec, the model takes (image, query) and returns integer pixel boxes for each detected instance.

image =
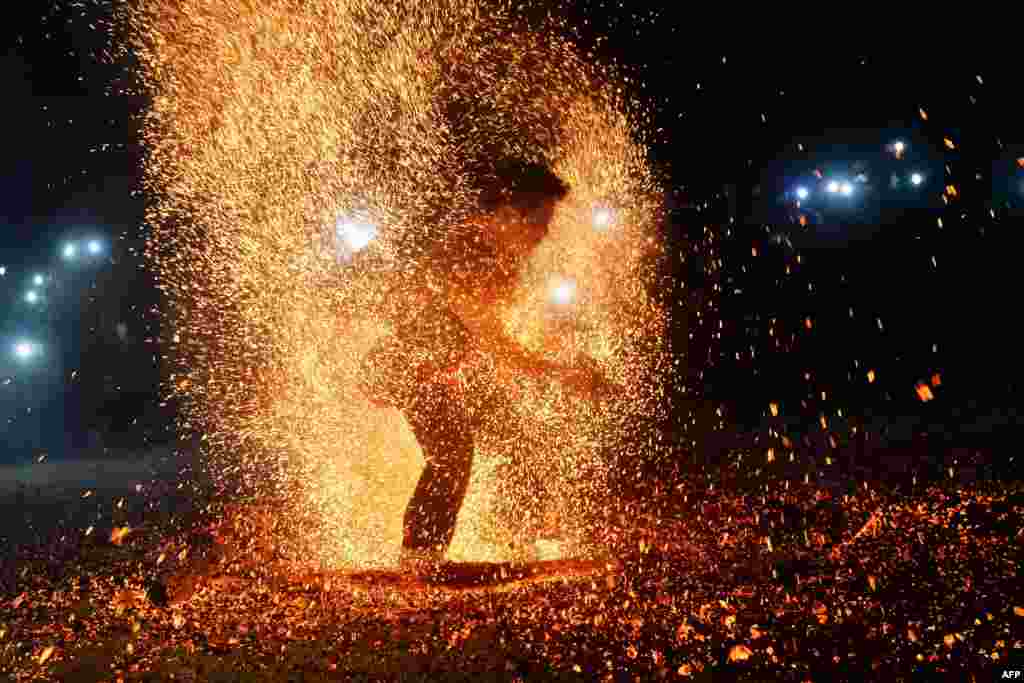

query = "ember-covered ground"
[1,450,1022,681]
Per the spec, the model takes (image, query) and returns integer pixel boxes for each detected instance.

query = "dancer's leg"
[401,382,475,555]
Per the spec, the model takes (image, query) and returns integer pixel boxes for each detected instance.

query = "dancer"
[359,160,611,573]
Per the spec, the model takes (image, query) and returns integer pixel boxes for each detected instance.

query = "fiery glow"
[125,0,670,569]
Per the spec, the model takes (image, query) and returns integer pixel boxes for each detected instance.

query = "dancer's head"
[478,159,568,258]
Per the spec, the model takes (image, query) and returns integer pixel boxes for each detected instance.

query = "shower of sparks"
[124,0,671,569]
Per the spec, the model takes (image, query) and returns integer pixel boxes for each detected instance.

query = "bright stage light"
[795,187,809,200]
[910,172,923,186]
[13,341,36,361]
[592,207,614,230]
[63,243,78,259]
[892,140,905,155]
[25,290,38,304]
[335,215,377,253]
[826,181,840,193]
[0,266,5,276]
[839,182,854,196]
[33,274,44,286]
[87,240,102,255]
[550,278,577,307]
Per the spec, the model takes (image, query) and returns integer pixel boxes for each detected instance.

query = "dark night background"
[1,2,1020,474]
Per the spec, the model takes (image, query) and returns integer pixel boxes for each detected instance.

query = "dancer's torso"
[361,225,519,407]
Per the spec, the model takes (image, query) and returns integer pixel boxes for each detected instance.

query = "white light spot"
[593,207,614,230]
[13,341,36,360]
[25,290,38,304]
[87,240,101,255]
[826,181,840,193]
[795,187,809,200]
[63,243,77,259]
[910,172,924,186]
[550,278,576,306]
[335,215,377,254]
[839,182,854,196]
[33,274,44,286]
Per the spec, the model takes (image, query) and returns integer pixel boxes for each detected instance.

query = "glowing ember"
[125,0,670,569]
[110,526,132,546]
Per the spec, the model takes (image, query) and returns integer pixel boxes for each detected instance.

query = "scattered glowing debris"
[919,107,928,120]
[916,383,934,402]
[110,526,132,546]
[943,137,955,149]
[37,645,56,665]
[769,402,779,417]
[728,644,753,662]
[127,0,670,570]
[930,373,941,386]
[867,369,875,383]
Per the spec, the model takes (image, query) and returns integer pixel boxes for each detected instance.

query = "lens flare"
[125,0,671,570]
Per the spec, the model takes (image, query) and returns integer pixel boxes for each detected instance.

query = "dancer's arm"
[458,307,611,398]
[459,309,562,379]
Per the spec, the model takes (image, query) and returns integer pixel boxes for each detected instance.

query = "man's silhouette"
[359,160,609,573]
